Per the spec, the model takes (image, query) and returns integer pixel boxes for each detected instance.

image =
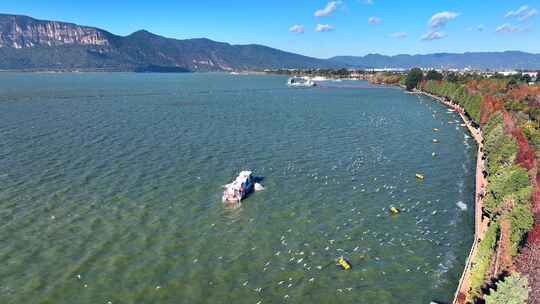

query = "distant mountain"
[1,13,539,71]
[329,52,540,70]
[0,14,335,71]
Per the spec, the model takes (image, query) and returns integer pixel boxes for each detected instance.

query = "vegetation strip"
[365,69,538,303]
[416,74,536,303]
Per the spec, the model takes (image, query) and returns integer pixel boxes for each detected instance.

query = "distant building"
[499,70,519,76]
[349,71,363,78]
[365,68,406,72]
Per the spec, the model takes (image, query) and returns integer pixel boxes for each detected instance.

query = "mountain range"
[330,52,540,70]
[0,14,333,71]
[0,13,539,72]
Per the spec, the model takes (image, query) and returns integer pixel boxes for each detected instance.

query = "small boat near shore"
[287,76,316,87]
[222,171,264,204]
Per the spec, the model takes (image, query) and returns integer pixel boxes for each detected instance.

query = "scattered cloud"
[315,24,335,32]
[289,25,305,33]
[364,0,374,5]
[505,5,537,21]
[315,1,341,17]
[428,11,460,29]
[368,17,382,25]
[505,5,529,18]
[519,8,537,21]
[390,32,407,38]
[421,31,447,41]
[495,23,522,33]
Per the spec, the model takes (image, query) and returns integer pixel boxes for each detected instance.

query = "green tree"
[507,78,518,91]
[405,68,423,91]
[520,74,532,83]
[446,72,459,82]
[426,70,443,81]
[485,273,529,304]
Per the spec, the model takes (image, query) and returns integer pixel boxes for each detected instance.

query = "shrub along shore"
[370,70,539,303]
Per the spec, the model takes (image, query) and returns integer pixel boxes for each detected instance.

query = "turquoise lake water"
[0,73,476,303]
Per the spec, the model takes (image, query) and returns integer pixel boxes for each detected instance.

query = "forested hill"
[0,14,334,71]
[1,13,539,71]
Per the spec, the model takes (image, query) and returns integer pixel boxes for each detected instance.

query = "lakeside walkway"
[418,91,490,304]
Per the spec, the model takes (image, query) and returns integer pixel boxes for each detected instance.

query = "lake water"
[0,73,476,304]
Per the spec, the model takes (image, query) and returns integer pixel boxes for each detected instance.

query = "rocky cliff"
[0,14,110,48]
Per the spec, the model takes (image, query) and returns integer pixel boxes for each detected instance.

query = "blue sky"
[1,1,539,58]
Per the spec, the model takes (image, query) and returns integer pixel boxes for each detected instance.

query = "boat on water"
[222,170,264,203]
[287,76,316,87]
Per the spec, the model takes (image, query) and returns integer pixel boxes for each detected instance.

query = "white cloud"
[368,17,382,25]
[505,5,537,21]
[390,32,407,38]
[505,5,529,18]
[519,8,537,21]
[428,11,460,29]
[289,25,305,33]
[315,24,335,32]
[495,23,522,33]
[315,1,341,17]
[421,31,447,41]
[364,0,374,5]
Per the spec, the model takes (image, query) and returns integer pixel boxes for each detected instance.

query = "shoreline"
[415,90,489,304]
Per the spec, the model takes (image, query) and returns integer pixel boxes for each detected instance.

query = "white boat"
[287,76,316,87]
[222,171,255,203]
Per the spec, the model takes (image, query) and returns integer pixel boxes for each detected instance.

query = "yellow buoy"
[416,173,424,180]
[389,207,401,214]
[337,257,351,270]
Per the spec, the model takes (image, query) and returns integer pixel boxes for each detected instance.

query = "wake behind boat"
[287,76,316,87]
